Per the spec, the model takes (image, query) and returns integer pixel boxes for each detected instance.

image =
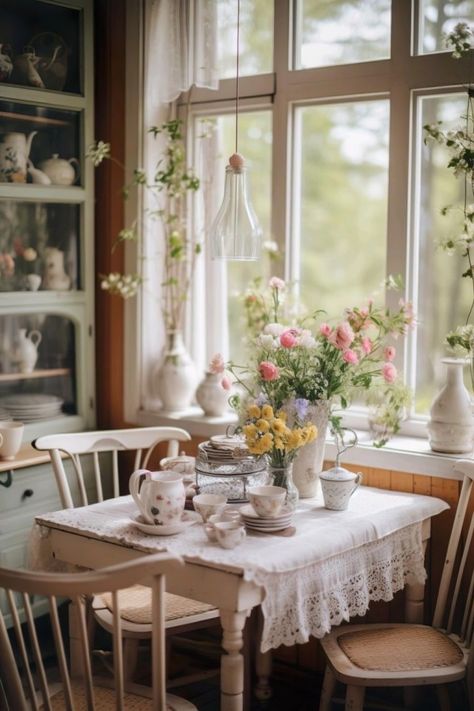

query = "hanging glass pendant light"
[209,0,262,260]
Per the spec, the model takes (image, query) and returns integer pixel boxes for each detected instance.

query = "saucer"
[244,519,292,533]
[240,503,293,522]
[131,510,200,536]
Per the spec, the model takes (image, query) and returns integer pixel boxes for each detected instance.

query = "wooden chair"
[0,551,197,710]
[33,427,220,687]
[319,458,474,711]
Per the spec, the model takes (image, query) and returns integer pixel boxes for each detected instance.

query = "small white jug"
[15,328,42,373]
[320,466,362,511]
[129,469,185,526]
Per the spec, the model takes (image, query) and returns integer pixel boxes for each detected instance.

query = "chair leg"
[435,684,451,711]
[319,666,336,711]
[123,638,140,684]
[345,684,365,711]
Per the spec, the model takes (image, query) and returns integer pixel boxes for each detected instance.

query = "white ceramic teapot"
[0,132,37,183]
[39,154,80,186]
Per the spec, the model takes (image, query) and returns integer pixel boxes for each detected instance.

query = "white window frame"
[124,0,470,437]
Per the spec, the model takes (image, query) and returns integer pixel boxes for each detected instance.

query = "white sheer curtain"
[140,0,221,410]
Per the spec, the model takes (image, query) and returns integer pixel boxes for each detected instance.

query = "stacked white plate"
[0,394,64,422]
[240,503,294,532]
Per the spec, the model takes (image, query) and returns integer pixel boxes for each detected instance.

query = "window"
[132,1,474,431]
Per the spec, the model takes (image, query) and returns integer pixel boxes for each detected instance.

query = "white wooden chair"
[0,551,197,710]
[33,427,220,687]
[319,458,474,711]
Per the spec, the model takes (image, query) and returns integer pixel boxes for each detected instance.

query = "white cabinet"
[0,0,95,439]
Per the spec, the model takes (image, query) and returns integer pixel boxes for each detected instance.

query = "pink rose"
[343,349,359,365]
[280,329,298,348]
[209,353,225,374]
[319,323,332,338]
[259,361,280,381]
[382,362,397,383]
[361,337,372,355]
[269,276,285,290]
[384,346,396,361]
[329,322,355,350]
[221,375,232,391]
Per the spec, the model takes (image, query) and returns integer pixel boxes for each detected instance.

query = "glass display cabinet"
[0,0,95,437]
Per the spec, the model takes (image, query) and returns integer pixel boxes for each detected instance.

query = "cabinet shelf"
[0,368,71,383]
[0,111,70,127]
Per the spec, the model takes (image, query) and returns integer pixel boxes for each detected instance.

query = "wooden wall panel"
[94,0,127,429]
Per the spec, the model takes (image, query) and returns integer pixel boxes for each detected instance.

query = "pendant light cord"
[235,0,241,154]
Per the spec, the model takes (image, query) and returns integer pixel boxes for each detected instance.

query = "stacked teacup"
[193,494,246,549]
[240,486,293,532]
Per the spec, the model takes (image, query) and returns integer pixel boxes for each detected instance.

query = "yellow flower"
[243,424,257,439]
[271,417,286,434]
[304,424,318,443]
[261,404,274,420]
[259,433,274,452]
[287,430,303,451]
[274,436,285,450]
[247,404,261,419]
[256,418,270,433]
[276,410,287,422]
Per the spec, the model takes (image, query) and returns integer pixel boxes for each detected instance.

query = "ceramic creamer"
[129,469,185,526]
[320,466,362,511]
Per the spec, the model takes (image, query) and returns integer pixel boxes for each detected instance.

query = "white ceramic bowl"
[192,493,227,522]
[248,485,286,518]
[160,455,195,481]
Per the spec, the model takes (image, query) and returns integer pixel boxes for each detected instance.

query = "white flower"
[258,334,276,349]
[298,332,317,349]
[264,322,285,337]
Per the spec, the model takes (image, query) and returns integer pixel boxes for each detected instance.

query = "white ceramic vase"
[196,371,229,416]
[428,357,474,454]
[15,328,42,373]
[292,401,330,498]
[156,330,196,412]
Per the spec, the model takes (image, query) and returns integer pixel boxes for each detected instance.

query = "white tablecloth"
[32,486,448,652]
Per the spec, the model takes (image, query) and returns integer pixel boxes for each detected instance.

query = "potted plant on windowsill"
[87,120,202,412]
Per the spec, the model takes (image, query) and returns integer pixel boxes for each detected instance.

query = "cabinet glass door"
[0,313,77,421]
[0,201,80,292]
[0,0,82,95]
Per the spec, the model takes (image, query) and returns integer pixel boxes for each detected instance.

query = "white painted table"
[33,487,448,711]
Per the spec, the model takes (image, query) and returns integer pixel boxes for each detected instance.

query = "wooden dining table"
[33,485,448,711]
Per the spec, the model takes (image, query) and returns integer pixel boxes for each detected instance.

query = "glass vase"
[267,462,299,511]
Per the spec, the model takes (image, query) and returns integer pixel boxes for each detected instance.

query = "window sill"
[137,408,469,480]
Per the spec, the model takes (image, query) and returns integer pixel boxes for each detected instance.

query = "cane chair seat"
[318,459,474,711]
[337,624,464,673]
[44,683,196,710]
[98,585,216,624]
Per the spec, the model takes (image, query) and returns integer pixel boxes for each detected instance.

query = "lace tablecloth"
[32,486,448,652]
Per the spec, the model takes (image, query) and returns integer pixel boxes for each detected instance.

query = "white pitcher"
[129,469,185,526]
[0,132,37,183]
[320,466,362,511]
[15,328,42,373]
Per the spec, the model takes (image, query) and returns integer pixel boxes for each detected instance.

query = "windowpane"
[415,94,470,412]
[217,0,273,78]
[419,1,474,54]
[295,0,391,69]
[197,111,272,363]
[297,100,389,318]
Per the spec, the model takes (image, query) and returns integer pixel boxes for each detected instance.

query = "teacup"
[248,485,286,518]
[204,508,242,541]
[0,421,24,461]
[193,493,227,522]
[129,469,185,526]
[214,521,246,549]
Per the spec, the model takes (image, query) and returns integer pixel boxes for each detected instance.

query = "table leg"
[404,540,428,624]
[254,608,272,701]
[220,609,248,711]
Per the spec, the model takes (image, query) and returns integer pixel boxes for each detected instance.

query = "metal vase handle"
[334,427,358,468]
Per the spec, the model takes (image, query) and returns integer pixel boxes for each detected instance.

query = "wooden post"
[220,609,248,711]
